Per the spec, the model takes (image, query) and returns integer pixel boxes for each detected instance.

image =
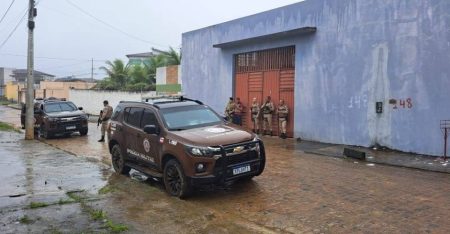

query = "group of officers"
[225,96,289,139]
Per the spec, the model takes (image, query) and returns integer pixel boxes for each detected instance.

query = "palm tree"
[161,47,181,65]
[99,59,130,88]
[144,54,167,84]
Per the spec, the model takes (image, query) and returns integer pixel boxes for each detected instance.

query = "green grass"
[58,198,74,205]
[0,100,11,105]
[19,215,33,224]
[105,219,128,233]
[29,202,49,209]
[98,185,115,195]
[0,122,18,132]
[90,209,106,220]
[66,191,84,202]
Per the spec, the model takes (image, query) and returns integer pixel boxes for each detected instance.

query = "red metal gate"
[234,46,295,137]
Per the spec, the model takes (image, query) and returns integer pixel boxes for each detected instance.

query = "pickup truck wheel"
[40,124,53,139]
[111,145,130,175]
[163,159,191,198]
[255,141,266,176]
[79,128,88,136]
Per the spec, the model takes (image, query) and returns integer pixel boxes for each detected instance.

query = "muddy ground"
[0,106,449,233]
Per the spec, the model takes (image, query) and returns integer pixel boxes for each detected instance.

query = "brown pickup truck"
[107,97,266,198]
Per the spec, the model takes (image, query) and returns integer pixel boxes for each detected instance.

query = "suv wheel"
[111,144,131,175]
[40,124,53,139]
[163,159,191,198]
[79,128,88,136]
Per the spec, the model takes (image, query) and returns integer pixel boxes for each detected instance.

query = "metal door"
[234,46,295,137]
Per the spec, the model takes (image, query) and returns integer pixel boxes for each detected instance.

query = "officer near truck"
[277,99,289,139]
[98,100,113,142]
[224,97,235,122]
[261,96,274,136]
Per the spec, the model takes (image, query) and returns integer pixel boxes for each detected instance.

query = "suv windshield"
[44,102,77,113]
[161,105,222,130]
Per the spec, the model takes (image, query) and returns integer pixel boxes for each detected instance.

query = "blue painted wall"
[181,0,450,156]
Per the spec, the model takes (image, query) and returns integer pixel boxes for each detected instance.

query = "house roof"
[54,77,98,83]
[126,47,165,58]
[12,69,55,77]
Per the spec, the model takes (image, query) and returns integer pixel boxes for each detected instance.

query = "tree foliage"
[94,47,181,92]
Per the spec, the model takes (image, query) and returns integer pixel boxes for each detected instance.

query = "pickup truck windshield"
[44,102,77,113]
[161,106,222,130]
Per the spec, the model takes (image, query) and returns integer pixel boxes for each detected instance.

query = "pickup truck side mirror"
[34,109,42,114]
[78,107,83,111]
[143,125,159,135]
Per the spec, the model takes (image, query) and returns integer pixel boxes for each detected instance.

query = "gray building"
[126,48,165,66]
[11,69,55,84]
[181,0,450,156]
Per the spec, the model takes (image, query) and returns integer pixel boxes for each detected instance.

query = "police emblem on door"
[143,139,151,153]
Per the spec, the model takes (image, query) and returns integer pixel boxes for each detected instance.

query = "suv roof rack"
[143,95,203,105]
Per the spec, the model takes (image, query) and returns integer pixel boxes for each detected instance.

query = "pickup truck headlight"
[45,116,58,122]
[185,145,221,157]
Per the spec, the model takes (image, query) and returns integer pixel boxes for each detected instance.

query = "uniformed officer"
[250,97,260,133]
[224,97,235,122]
[98,100,113,142]
[277,99,289,139]
[261,96,274,136]
[233,97,244,125]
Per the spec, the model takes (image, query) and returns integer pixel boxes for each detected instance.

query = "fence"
[69,89,157,115]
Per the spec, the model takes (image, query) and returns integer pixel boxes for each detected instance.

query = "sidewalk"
[292,139,450,173]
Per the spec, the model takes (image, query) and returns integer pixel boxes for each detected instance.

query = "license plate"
[66,126,76,130]
[232,165,251,175]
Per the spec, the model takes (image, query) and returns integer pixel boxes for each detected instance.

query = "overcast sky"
[0,0,301,79]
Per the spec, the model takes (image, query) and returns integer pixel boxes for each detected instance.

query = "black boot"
[270,131,273,136]
[98,136,104,142]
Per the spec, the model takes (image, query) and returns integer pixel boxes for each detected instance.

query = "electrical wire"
[0,0,42,51]
[0,0,16,25]
[65,0,168,48]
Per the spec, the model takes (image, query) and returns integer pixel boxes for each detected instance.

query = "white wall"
[69,89,156,115]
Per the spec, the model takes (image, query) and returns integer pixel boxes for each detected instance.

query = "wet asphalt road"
[1,105,449,233]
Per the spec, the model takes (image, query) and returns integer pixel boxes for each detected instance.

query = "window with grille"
[234,46,295,73]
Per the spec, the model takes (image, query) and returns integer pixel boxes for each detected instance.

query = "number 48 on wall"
[389,98,413,109]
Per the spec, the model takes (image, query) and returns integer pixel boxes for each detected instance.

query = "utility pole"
[91,58,94,80]
[25,0,36,140]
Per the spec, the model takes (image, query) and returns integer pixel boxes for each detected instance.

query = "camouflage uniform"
[100,104,113,137]
[277,104,289,138]
[250,102,260,133]
[261,101,274,135]
[225,101,235,121]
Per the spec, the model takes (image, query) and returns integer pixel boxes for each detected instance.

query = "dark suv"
[107,97,265,198]
[21,99,89,138]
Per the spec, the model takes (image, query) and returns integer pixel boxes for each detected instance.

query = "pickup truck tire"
[111,144,131,175]
[40,124,53,139]
[79,128,88,136]
[163,159,191,199]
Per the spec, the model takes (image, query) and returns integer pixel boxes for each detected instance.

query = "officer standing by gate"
[233,97,244,125]
[224,97,235,122]
[277,99,289,139]
[98,100,113,142]
[261,96,274,136]
[250,97,260,133]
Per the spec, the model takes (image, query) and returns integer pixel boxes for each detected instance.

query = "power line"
[0,8,27,51]
[0,0,42,51]
[0,0,16,25]
[65,0,168,48]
